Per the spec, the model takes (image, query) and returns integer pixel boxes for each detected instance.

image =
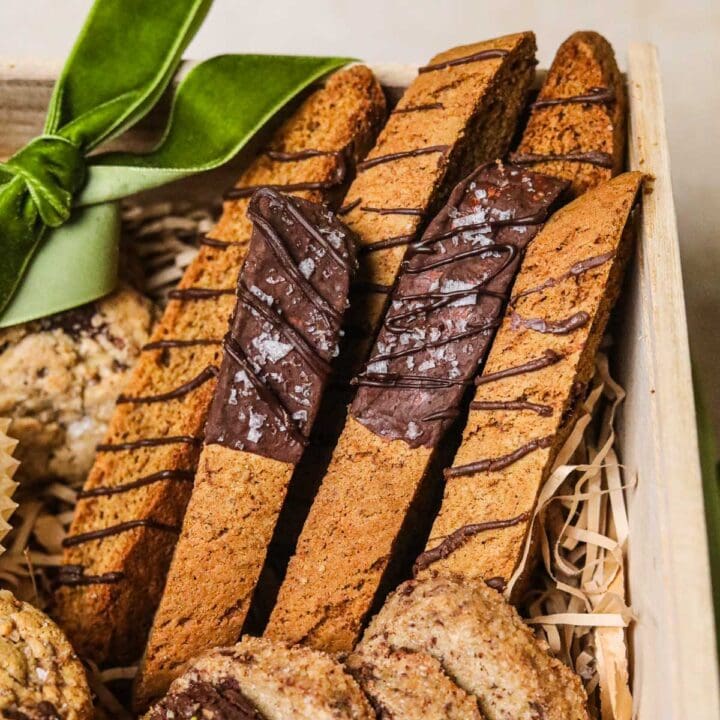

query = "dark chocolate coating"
[145,678,266,720]
[350,162,569,448]
[204,188,357,463]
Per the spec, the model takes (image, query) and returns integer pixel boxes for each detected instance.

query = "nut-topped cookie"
[0,590,92,720]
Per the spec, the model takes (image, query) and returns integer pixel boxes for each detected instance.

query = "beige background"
[1,0,719,437]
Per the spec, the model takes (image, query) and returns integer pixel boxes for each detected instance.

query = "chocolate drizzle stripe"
[337,197,361,215]
[56,566,124,587]
[62,519,181,548]
[531,86,615,109]
[199,235,237,248]
[510,150,614,169]
[142,338,223,351]
[360,205,425,216]
[419,48,509,73]
[392,102,445,114]
[353,372,473,390]
[511,251,615,304]
[77,470,195,499]
[248,204,344,322]
[96,436,201,452]
[116,365,218,405]
[414,511,530,573]
[265,148,343,162]
[238,283,332,378]
[474,350,562,386]
[359,234,415,254]
[510,310,590,335]
[445,435,553,479]
[222,337,308,447]
[168,288,236,300]
[356,145,449,172]
[470,398,553,416]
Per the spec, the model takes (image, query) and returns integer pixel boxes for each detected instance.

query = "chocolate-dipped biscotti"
[511,31,625,197]
[417,171,643,591]
[266,162,569,651]
[56,65,386,665]
[133,189,357,707]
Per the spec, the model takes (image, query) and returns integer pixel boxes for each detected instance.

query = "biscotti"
[55,65,386,665]
[348,574,588,720]
[265,163,569,651]
[144,637,374,720]
[417,171,643,591]
[133,189,357,707]
[339,32,537,369]
[511,31,626,197]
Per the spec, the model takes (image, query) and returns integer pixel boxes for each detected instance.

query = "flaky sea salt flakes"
[299,257,315,279]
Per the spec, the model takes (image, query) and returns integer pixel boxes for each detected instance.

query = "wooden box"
[1,43,717,719]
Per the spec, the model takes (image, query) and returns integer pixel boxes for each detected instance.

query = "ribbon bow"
[0,0,351,327]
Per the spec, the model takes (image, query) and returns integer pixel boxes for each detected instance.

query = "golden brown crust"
[55,65,386,665]
[264,34,539,654]
[513,31,626,197]
[421,172,643,590]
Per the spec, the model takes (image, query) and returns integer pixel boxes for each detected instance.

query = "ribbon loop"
[0,136,86,227]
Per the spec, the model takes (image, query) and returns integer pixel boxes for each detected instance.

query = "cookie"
[0,286,153,485]
[133,189,357,707]
[55,65,386,665]
[143,636,374,720]
[418,172,643,591]
[352,574,588,720]
[265,163,568,652]
[0,590,92,720]
[511,31,626,197]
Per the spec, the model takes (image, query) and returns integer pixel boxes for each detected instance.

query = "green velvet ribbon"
[0,0,352,327]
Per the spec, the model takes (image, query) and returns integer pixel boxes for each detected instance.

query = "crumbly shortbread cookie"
[511,31,626,197]
[55,66,386,665]
[133,189,357,707]
[0,287,153,485]
[419,172,643,591]
[0,590,92,720]
[352,574,588,720]
[143,636,374,720]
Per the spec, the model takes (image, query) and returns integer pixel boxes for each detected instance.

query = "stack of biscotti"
[265,162,569,651]
[55,65,386,665]
[511,31,626,197]
[133,189,358,707]
[417,170,642,592]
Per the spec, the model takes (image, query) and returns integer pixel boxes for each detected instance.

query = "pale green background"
[1,0,718,439]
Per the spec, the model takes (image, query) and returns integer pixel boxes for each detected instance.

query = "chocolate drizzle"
[357,144,449,172]
[96,435,201,452]
[62,519,180,548]
[143,338,222,351]
[360,205,425,216]
[338,197,361,215]
[350,163,569,447]
[168,288,235,300]
[419,48,509,73]
[223,148,347,200]
[359,234,416,254]
[511,310,590,335]
[510,149,614,169]
[199,235,237,248]
[56,565,124,587]
[470,398,553,416]
[392,102,445,114]
[510,251,615,304]
[531,86,615,109]
[445,435,553,479]
[414,511,530,573]
[77,469,194,499]
[475,349,562,386]
[204,188,356,464]
[116,365,218,405]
